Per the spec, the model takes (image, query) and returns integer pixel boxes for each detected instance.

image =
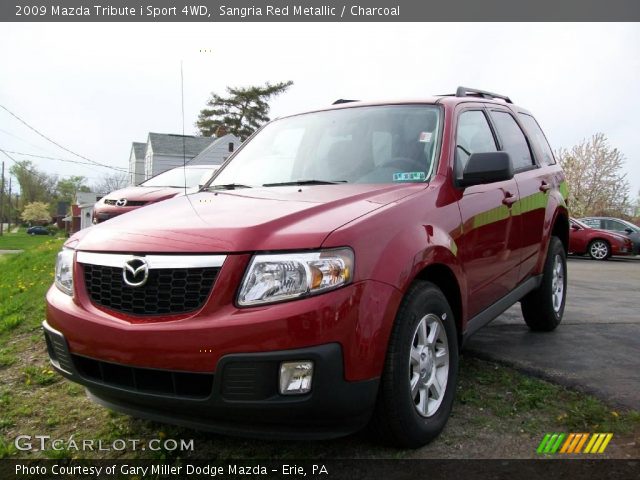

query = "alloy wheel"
[551,254,564,313]
[589,241,608,260]
[409,313,449,417]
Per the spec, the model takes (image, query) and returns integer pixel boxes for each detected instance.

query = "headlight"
[54,248,75,296]
[238,248,354,306]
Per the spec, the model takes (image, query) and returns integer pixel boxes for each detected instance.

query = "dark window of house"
[490,111,534,170]
[519,113,556,166]
[228,142,234,153]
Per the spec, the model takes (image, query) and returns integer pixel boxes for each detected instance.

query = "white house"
[144,133,217,180]
[128,142,147,186]
[73,191,103,231]
[187,134,240,166]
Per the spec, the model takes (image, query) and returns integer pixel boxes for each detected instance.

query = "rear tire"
[588,239,610,260]
[372,281,459,448]
[521,236,566,331]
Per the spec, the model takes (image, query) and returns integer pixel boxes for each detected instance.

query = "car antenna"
[180,61,188,196]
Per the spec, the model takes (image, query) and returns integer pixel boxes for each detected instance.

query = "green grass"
[0,229,62,251]
[457,357,639,434]
[0,236,63,340]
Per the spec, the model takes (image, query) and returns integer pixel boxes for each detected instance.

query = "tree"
[196,81,294,139]
[20,201,51,224]
[556,133,631,218]
[92,172,128,195]
[633,189,640,219]
[9,160,57,204]
[56,176,90,202]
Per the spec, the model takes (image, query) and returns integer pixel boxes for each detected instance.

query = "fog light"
[279,361,314,395]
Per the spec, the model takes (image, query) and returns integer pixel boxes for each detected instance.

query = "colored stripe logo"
[537,433,613,454]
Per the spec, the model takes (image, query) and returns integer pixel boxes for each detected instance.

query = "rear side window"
[455,110,497,179]
[603,219,627,232]
[518,114,556,166]
[490,111,534,170]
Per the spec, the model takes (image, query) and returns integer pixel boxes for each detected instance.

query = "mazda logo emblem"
[115,198,128,207]
[123,257,149,287]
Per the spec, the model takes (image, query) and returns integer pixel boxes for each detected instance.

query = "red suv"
[45,87,568,447]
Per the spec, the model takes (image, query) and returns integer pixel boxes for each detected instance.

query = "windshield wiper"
[207,183,253,190]
[263,179,347,187]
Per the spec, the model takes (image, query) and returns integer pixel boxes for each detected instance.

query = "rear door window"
[490,111,534,171]
[603,219,627,232]
[518,114,556,166]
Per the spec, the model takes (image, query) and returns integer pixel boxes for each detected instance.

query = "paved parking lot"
[465,255,640,410]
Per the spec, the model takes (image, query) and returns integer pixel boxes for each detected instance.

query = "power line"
[0,127,56,154]
[0,103,125,173]
[2,149,127,172]
[0,147,107,185]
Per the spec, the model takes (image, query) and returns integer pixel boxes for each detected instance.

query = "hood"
[71,184,427,253]
[102,186,182,202]
[590,228,628,242]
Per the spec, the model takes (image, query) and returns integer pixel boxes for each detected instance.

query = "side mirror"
[571,224,581,231]
[459,152,514,187]
[625,228,634,234]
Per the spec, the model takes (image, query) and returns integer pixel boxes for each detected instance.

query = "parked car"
[92,165,220,223]
[45,87,569,448]
[569,218,633,260]
[26,226,51,236]
[579,217,640,255]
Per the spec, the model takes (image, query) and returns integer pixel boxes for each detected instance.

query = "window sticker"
[419,132,432,143]
[393,172,426,182]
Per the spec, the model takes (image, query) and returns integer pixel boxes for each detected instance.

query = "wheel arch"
[551,210,569,254]
[413,263,464,345]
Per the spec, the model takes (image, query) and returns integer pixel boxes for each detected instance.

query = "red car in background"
[93,165,219,224]
[569,218,633,260]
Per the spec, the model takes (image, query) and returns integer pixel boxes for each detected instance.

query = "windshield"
[210,105,441,187]
[142,166,217,188]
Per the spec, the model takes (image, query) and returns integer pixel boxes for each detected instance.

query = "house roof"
[132,142,146,160]
[148,133,216,157]
[188,134,240,165]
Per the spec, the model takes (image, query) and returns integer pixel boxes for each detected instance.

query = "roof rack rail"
[455,86,512,104]
[332,99,359,105]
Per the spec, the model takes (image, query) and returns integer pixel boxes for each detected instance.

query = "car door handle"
[502,191,517,207]
[539,181,551,192]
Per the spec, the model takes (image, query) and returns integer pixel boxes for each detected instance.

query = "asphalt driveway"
[465,255,640,410]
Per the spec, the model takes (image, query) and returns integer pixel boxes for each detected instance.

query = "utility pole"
[7,176,11,232]
[0,161,4,236]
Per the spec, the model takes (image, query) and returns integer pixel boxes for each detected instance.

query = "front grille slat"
[83,264,218,316]
[72,354,213,399]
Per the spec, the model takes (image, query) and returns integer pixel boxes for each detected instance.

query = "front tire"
[521,236,567,331]
[588,239,610,260]
[372,281,459,448]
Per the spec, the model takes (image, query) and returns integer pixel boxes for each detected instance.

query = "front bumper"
[44,320,379,439]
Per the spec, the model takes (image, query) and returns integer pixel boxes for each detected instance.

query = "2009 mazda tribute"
[45,87,568,447]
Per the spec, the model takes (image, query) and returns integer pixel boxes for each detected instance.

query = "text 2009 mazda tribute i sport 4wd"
[45,87,568,447]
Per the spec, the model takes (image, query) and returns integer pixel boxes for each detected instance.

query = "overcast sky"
[1,23,638,196]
